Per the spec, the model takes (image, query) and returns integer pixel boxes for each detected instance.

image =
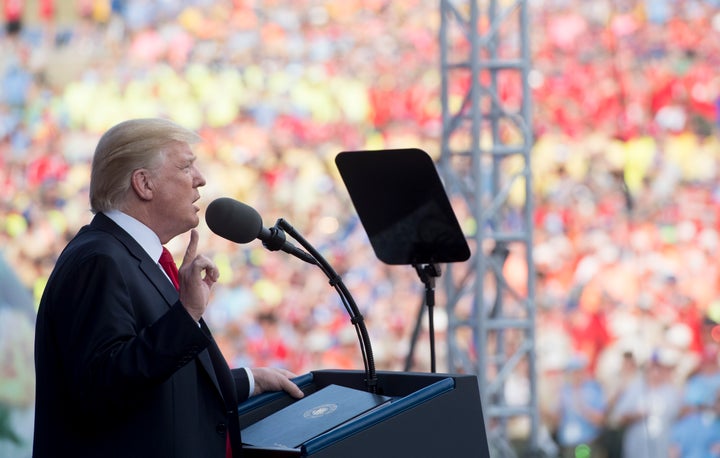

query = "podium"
[237,369,490,458]
[234,151,486,456]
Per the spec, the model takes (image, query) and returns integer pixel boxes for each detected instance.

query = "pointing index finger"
[183,229,199,265]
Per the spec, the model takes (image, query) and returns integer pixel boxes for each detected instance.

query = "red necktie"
[159,247,179,290]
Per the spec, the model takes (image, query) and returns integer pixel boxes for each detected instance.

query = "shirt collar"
[104,209,163,263]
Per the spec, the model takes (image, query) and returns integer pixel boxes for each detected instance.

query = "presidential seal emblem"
[303,403,338,419]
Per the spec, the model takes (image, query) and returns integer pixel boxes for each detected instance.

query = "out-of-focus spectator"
[681,346,720,416]
[598,348,641,458]
[669,388,720,458]
[0,307,35,458]
[548,353,607,457]
[4,0,23,35]
[0,252,35,457]
[609,349,684,458]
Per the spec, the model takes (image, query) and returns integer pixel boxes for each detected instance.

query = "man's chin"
[177,216,200,236]
[189,215,200,229]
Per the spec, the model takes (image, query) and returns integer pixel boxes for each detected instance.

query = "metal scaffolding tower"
[439,1,538,456]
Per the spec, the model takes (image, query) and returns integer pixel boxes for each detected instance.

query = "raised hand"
[178,229,219,321]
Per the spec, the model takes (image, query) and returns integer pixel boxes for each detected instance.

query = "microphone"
[208,197,378,392]
[205,197,316,265]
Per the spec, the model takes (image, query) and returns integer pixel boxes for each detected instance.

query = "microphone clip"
[262,221,288,252]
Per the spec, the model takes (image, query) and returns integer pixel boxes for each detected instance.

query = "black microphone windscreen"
[205,197,263,244]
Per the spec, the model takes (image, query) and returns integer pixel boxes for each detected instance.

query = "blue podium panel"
[237,370,490,458]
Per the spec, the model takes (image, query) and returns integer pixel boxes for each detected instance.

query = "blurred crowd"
[3,0,720,457]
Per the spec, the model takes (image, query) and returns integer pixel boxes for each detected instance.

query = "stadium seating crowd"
[3,1,720,456]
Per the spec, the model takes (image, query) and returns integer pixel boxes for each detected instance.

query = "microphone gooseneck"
[204,197,378,393]
[277,218,377,393]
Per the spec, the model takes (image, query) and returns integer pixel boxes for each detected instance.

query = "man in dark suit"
[33,118,304,457]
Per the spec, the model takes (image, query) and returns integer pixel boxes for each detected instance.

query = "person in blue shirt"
[553,353,607,458]
[670,365,720,458]
[670,402,720,457]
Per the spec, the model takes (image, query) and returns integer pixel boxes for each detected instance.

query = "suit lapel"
[91,214,232,402]
[139,258,179,306]
[91,213,180,307]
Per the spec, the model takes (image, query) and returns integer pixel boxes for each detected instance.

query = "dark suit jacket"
[33,213,249,457]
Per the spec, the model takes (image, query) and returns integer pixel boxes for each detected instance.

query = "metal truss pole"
[439,1,538,456]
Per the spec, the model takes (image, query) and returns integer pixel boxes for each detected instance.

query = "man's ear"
[130,168,154,201]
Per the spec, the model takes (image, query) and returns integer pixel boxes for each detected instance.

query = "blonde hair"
[89,118,201,213]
